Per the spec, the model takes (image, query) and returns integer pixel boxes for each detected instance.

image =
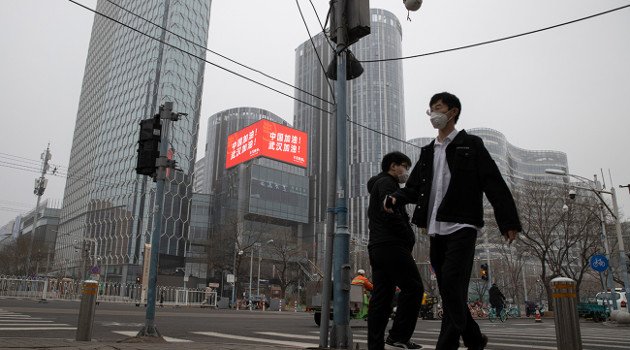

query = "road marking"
[0,327,76,331]
[113,330,193,343]
[193,331,315,348]
[256,331,319,340]
[0,320,54,323]
[0,323,62,326]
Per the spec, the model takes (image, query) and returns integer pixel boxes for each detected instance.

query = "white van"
[595,290,627,311]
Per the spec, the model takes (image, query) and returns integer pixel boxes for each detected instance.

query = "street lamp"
[231,246,243,307]
[257,240,274,298]
[546,168,630,312]
[74,237,98,281]
[249,245,256,310]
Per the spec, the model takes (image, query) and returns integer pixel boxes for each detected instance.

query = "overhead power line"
[360,3,630,63]
[294,0,336,103]
[85,0,334,111]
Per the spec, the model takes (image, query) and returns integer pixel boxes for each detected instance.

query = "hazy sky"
[1,0,629,226]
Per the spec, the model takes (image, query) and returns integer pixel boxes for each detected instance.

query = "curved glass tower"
[55,0,211,283]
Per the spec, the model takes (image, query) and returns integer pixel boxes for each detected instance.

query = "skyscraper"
[294,9,405,265]
[55,0,211,283]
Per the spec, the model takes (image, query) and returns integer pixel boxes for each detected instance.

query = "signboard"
[226,120,307,168]
[226,274,234,283]
[91,266,100,275]
[590,254,608,272]
[208,282,220,288]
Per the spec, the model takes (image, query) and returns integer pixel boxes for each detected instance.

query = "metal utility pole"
[27,144,51,275]
[138,102,183,337]
[330,0,352,347]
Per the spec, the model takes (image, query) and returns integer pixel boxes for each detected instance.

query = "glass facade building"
[55,0,211,283]
[407,129,568,192]
[198,108,308,288]
[294,9,405,264]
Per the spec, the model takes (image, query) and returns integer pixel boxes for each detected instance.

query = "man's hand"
[503,230,518,245]
[383,196,396,213]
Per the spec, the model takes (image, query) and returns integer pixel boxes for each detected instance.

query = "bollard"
[279,299,283,312]
[76,280,99,341]
[294,300,298,312]
[551,277,582,350]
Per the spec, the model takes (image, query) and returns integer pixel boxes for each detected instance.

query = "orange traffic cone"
[535,308,542,323]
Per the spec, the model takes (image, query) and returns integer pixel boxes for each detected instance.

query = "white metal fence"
[0,275,217,308]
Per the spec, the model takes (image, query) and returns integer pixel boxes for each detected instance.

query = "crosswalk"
[192,326,630,349]
[0,309,75,331]
[2,307,629,349]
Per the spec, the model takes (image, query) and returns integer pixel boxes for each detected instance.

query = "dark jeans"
[430,228,482,350]
[368,244,424,350]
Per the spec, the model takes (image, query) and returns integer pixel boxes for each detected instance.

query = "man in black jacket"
[386,92,521,350]
[367,151,424,350]
[489,284,506,315]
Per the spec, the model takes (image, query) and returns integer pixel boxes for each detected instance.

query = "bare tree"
[0,235,48,276]
[514,180,603,310]
[267,226,302,299]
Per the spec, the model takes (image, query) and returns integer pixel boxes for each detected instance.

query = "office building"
[55,0,211,283]
[199,107,310,296]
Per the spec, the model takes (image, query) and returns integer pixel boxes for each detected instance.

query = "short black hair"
[381,151,412,172]
[430,92,462,124]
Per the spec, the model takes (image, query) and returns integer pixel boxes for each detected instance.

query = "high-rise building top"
[202,107,291,195]
[56,0,211,283]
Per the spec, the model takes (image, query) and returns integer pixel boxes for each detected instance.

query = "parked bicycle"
[506,304,521,318]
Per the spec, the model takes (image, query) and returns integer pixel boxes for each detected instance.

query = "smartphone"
[385,196,394,209]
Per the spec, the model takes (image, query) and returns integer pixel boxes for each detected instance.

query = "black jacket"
[367,172,415,249]
[489,286,506,307]
[392,130,522,234]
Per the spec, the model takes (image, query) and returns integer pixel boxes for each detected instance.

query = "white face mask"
[427,109,454,129]
[398,168,410,183]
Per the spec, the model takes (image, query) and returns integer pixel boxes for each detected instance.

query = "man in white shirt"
[385,92,521,350]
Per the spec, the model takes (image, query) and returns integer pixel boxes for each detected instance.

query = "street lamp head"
[562,204,569,212]
[568,190,576,200]
[238,250,244,255]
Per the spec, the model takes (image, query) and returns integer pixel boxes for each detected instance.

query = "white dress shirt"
[427,129,480,236]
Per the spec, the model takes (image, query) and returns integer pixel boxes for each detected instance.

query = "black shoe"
[385,336,423,349]
[468,334,488,350]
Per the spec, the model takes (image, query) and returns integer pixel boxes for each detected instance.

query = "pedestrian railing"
[0,276,217,308]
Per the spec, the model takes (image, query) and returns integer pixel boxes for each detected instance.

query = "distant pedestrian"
[386,92,521,350]
[367,151,424,350]
[489,284,505,314]
[160,289,164,307]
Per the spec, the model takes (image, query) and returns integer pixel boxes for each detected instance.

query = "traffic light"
[481,263,488,281]
[136,276,141,284]
[136,114,161,176]
[329,0,371,45]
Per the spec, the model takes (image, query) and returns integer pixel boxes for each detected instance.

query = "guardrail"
[0,276,217,308]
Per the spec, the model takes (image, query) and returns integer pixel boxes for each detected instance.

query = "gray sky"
[1,0,629,226]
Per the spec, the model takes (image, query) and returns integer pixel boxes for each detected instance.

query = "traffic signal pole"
[138,102,181,337]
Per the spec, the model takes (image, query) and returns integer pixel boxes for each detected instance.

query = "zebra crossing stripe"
[0,327,75,331]
[192,331,315,348]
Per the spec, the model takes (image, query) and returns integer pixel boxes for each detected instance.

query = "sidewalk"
[0,337,311,349]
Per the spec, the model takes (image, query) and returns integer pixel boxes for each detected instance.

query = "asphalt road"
[1,298,629,349]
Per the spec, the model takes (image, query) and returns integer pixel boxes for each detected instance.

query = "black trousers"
[431,228,482,350]
[368,244,424,350]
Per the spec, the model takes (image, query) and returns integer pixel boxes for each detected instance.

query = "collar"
[435,129,459,145]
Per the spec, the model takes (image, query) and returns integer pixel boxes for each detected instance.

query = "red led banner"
[226,120,307,168]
